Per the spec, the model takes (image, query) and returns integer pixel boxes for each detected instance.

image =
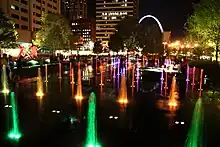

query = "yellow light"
[36,91,44,97]
[194,43,199,47]
[168,101,177,107]
[75,95,83,100]
[2,89,10,94]
[118,99,128,104]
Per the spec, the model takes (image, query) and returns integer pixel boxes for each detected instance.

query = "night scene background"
[1,0,220,147]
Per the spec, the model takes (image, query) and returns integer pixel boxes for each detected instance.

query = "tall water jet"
[99,66,104,86]
[164,72,168,96]
[191,67,196,86]
[45,64,48,82]
[131,66,135,88]
[75,65,83,100]
[198,69,204,97]
[184,98,204,147]
[69,62,72,77]
[1,65,10,94]
[58,63,62,79]
[186,64,190,82]
[85,92,101,147]
[71,68,75,84]
[168,76,179,108]
[7,92,22,141]
[118,73,128,105]
[36,68,44,97]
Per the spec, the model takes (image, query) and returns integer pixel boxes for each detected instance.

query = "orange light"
[75,95,83,100]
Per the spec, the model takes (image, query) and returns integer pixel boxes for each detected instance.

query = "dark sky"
[88,0,199,40]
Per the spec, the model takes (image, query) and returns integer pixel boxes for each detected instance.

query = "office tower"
[96,0,138,45]
[61,0,87,21]
[0,0,61,43]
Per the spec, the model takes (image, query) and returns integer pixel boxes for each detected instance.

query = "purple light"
[186,64,190,81]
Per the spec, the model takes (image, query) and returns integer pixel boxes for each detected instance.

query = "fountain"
[118,73,128,104]
[36,68,44,97]
[85,92,101,147]
[58,63,62,79]
[71,68,75,84]
[168,76,179,108]
[186,64,190,82]
[7,92,22,141]
[191,67,196,86]
[45,64,48,82]
[184,98,204,147]
[131,66,135,88]
[1,65,10,94]
[198,69,204,97]
[75,64,83,100]
[99,66,104,86]
[69,62,72,77]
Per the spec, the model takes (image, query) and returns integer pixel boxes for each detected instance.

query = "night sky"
[87,0,199,40]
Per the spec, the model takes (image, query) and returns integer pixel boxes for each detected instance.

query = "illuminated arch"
[138,15,164,33]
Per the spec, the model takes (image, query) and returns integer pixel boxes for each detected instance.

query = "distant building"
[96,0,139,45]
[163,31,171,43]
[0,0,61,43]
[61,0,87,21]
[71,19,96,43]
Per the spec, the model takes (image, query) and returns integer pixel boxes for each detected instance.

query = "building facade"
[72,19,96,43]
[96,0,138,45]
[61,0,87,21]
[0,0,61,43]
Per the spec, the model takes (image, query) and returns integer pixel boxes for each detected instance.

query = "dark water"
[1,63,220,147]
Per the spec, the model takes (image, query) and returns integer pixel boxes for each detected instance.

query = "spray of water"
[85,92,101,147]
[185,98,204,147]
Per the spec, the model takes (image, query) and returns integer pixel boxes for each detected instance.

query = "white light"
[139,15,164,32]
[181,121,184,125]
[109,116,113,119]
[52,110,56,113]
[56,111,60,113]
[175,121,179,124]
[5,105,9,108]
[114,116,118,119]
[11,5,15,10]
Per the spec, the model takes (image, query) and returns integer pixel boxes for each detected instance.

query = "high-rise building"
[96,0,138,45]
[71,19,96,43]
[61,0,87,21]
[0,0,61,43]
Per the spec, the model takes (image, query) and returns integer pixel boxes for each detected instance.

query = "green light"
[184,98,204,147]
[85,92,101,147]
[7,92,22,141]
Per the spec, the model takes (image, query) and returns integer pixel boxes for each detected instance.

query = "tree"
[138,24,163,55]
[0,9,17,49]
[185,0,220,62]
[108,32,123,53]
[115,16,139,52]
[93,40,103,54]
[34,13,74,53]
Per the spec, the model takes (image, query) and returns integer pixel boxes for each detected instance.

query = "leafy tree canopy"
[186,0,220,60]
[0,9,17,48]
[34,13,75,53]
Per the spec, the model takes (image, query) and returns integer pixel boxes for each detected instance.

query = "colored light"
[185,99,204,147]
[1,65,9,95]
[85,92,101,147]
[7,92,22,141]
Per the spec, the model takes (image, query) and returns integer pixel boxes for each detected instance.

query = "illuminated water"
[1,65,9,94]
[7,92,22,141]
[36,68,44,97]
[85,92,101,147]
[75,66,83,100]
[185,98,204,147]
[168,76,179,107]
[118,73,128,104]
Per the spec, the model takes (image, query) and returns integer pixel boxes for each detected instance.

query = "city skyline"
[88,0,199,40]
